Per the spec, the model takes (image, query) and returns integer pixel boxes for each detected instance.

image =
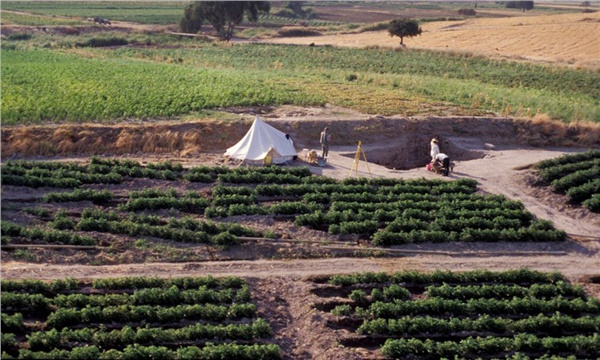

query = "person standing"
[433,152,450,176]
[430,138,440,162]
[320,127,331,158]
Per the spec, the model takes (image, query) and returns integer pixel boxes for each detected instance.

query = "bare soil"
[2,106,599,359]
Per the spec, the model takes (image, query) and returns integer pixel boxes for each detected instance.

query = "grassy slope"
[2,42,598,124]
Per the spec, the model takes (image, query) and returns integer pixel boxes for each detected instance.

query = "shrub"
[77,37,129,48]
[458,9,476,16]
[277,28,322,37]
[7,33,32,41]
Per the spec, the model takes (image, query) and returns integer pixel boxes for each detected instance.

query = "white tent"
[224,117,297,164]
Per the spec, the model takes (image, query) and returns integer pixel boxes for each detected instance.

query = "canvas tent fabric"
[224,117,297,164]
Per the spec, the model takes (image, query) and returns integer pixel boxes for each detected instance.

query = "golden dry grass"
[515,114,600,147]
[0,122,249,158]
[263,12,600,69]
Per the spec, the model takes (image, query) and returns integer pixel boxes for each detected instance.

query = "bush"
[77,37,129,48]
[458,9,476,16]
[277,28,322,37]
[7,33,32,41]
[582,194,600,212]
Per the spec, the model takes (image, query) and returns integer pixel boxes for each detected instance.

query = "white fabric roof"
[224,117,296,164]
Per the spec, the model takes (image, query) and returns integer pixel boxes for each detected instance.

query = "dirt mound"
[3,109,599,163]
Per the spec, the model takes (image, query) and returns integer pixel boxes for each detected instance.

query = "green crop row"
[326,269,566,287]
[0,278,79,295]
[332,283,588,314]
[351,297,600,319]
[1,221,97,246]
[12,343,281,360]
[381,334,600,359]
[46,303,256,329]
[43,189,114,203]
[118,196,210,213]
[91,275,245,290]
[79,209,262,238]
[1,158,185,188]
[539,158,600,183]
[425,282,586,300]
[2,293,52,314]
[552,166,600,193]
[2,286,248,313]
[535,150,600,170]
[359,313,600,337]
[75,218,236,246]
[51,285,251,308]
[167,217,262,238]
[28,319,272,352]
[372,227,566,245]
[218,172,306,185]
[566,178,600,203]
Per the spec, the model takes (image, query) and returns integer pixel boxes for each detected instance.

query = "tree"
[179,3,203,34]
[505,1,534,12]
[179,1,270,41]
[388,19,422,46]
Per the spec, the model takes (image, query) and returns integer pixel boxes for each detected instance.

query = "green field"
[2,40,599,124]
[1,1,186,24]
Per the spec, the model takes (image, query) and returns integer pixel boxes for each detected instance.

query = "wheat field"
[264,12,600,70]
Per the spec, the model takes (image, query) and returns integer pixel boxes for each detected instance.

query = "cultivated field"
[1,2,600,359]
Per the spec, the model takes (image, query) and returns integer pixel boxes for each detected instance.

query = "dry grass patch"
[516,114,600,147]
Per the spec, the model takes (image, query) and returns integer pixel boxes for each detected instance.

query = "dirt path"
[1,254,597,282]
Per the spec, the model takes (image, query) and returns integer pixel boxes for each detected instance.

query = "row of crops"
[534,149,600,212]
[1,158,568,250]
[315,269,600,359]
[1,276,281,360]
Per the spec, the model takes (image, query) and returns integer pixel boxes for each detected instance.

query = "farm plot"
[3,44,600,124]
[0,276,281,359]
[312,269,600,359]
[1,158,568,261]
[534,149,600,212]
